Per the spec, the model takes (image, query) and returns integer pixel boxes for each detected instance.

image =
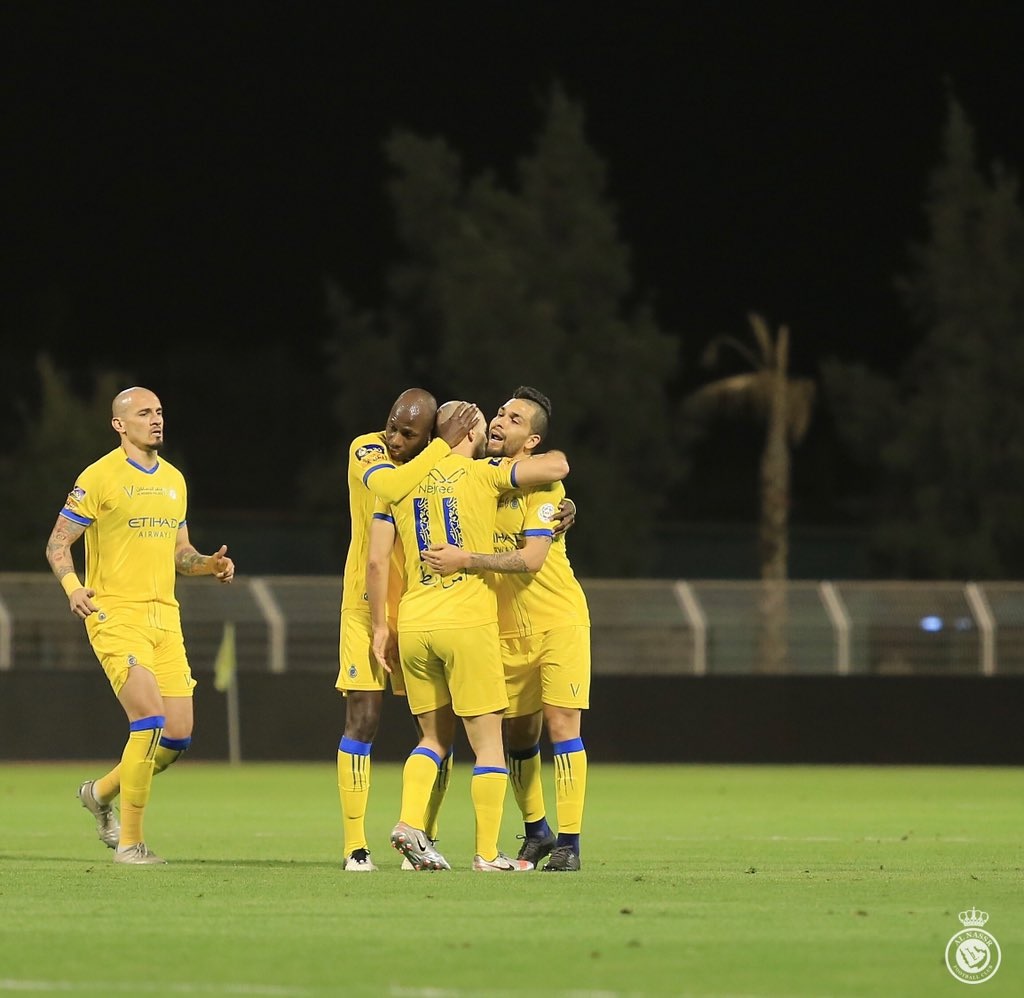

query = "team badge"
[538,502,556,522]
[945,907,1001,984]
[348,664,358,679]
[356,444,385,462]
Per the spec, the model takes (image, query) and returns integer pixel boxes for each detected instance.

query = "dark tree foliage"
[824,95,1024,578]
[317,85,680,574]
[0,357,128,570]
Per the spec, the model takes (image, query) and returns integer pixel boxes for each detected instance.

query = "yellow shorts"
[87,619,196,697]
[400,623,508,718]
[501,624,591,717]
[336,608,406,695]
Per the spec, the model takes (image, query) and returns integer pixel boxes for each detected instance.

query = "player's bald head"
[389,388,437,427]
[436,399,460,425]
[112,386,160,418]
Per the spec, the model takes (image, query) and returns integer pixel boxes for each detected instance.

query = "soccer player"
[368,402,569,872]
[335,389,480,871]
[420,386,590,872]
[45,386,235,865]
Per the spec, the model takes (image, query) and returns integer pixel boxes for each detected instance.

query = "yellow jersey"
[59,447,187,631]
[377,453,516,631]
[490,472,591,638]
[340,432,450,616]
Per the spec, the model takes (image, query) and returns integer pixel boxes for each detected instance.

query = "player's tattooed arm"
[175,525,235,581]
[466,549,531,573]
[45,516,86,580]
[46,515,98,617]
[421,536,551,575]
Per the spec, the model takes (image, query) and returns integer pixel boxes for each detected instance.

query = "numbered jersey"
[491,475,591,638]
[376,454,516,631]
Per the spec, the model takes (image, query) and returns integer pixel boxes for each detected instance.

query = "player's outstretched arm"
[422,535,552,575]
[510,449,569,489]
[361,403,482,505]
[174,526,235,583]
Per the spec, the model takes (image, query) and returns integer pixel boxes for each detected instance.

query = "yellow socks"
[424,750,452,842]
[399,747,442,830]
[470,767,508,860]
[337,737,372,854]
[91,735,191,806]
[118,715,164,848]
[552,738,587,835]
[507,744,547,824]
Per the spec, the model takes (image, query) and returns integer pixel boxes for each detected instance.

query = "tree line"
[2,85,1022,581]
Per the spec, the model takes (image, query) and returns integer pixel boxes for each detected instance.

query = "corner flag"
[213,621,237,692]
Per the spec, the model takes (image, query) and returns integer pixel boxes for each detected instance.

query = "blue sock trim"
[159,736,191,751]
[339,737,372,756]
[411,746,442,768]
[552,737,584,756]
[129,715,165,732]
[508,744,541,761]
[556,832,581,854]
[473,766,508,776]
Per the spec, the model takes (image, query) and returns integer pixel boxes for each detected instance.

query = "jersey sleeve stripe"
[362,462,396,485]
[59,509,92,526]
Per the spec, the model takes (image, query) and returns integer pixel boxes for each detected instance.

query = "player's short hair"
[512,385,551,441]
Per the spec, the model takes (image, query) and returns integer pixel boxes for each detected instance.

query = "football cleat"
[77,780,119,849]
[516,830,557,865]
[113,842,166,865]
[472,852,534,872]
[344,848,378,872]
[542,846,581,872]
[390,821,451,871]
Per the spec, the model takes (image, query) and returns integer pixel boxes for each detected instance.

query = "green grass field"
[1,763,1021,997]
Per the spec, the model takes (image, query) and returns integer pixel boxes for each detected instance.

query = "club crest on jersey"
[127,655,138,667]
[348,664,358,679]
[538,503,556,522]
[356,444,385,462]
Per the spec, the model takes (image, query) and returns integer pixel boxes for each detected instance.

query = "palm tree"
[685,313,816,672]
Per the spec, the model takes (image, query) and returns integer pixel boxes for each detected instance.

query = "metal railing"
[1,573,1021,675]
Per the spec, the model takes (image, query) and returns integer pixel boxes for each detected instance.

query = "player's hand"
[436,402,480,447]
[67,587,99,619]
[551,497,576,538]
[208,544,235,583]
[421,543,469,574]
[371,624,395,674]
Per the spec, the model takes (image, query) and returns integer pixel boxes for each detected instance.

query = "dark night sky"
[4,2,1024,512]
